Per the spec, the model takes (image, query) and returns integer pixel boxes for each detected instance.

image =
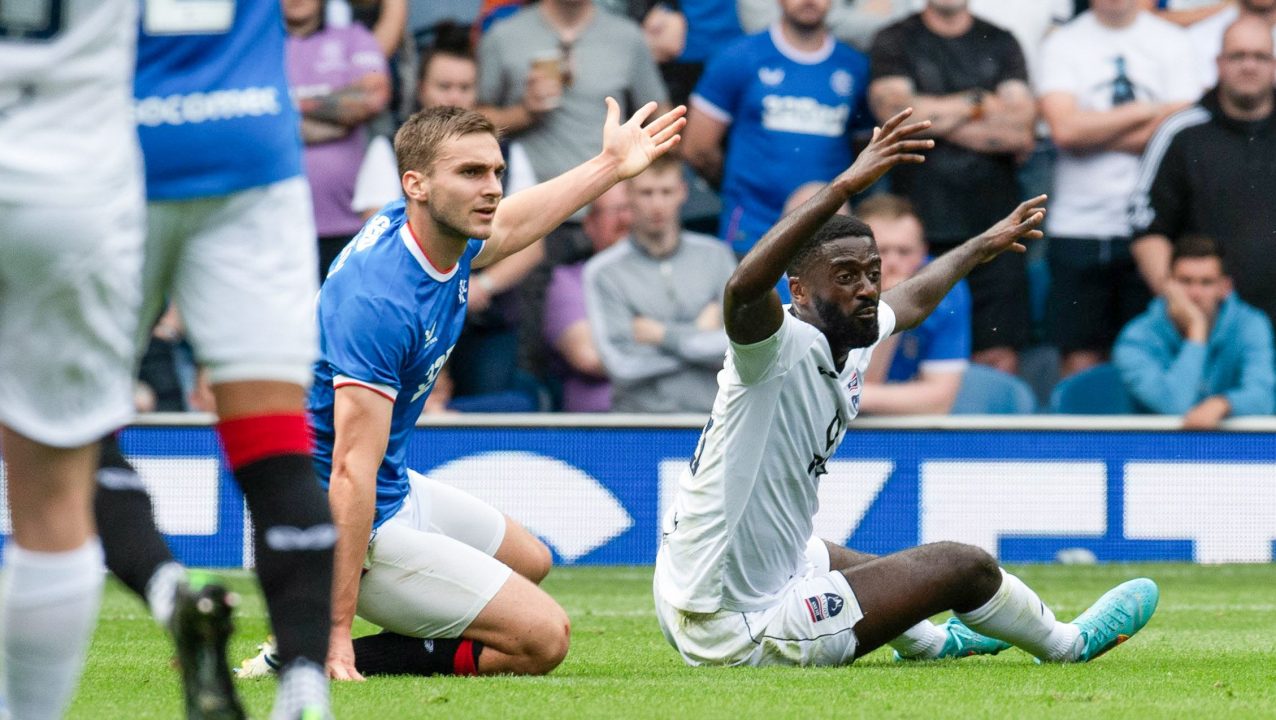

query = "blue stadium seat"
[951,364,1037,414]
[1049,363,1138,414]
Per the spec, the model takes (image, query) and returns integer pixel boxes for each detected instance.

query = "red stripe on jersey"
[216,413,312,470]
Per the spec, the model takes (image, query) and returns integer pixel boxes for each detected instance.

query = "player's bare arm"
[882,195,1046,332]
[326,385,393,681]
[474,98,686,269]
[723,109,932,345]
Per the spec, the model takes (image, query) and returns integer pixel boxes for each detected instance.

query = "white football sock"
[888,620,947,659]
[955,569,1080,662]
[2,539,105,720]
[145,561,186,628]
[272,658,331,720]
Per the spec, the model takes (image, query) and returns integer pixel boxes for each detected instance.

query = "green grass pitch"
[71,564,1276,719]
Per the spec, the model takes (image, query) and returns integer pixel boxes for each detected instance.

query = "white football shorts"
[654,537,865,667]
[357,470,512,638]
[143,176,318,386]
[0,185,144,447]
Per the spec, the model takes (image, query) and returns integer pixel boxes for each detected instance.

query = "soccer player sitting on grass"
[240,100,686,680]
[654,108,1159,668]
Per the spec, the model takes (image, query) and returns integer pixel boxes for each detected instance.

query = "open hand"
[326,628,365,682]
[833,108,933,195]
[973,194,1047,263]
[601,98,687,181]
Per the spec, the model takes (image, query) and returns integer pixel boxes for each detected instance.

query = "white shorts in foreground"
[654,539,864,667]
[357,470,512,639]
[143,176,318,386]
[0,189,143,447]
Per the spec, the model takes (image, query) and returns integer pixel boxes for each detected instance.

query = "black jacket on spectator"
[1130,87,1276,329]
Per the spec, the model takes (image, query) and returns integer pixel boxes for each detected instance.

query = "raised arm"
[474,99,686,269]
[723,109,933,344]
[882,195,1047,332]
[325,385,392,681]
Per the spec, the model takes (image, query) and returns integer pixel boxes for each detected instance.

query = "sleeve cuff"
[690,94,732,124]
[333,375,397,402]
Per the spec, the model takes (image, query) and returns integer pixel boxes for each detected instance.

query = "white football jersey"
[655,302,896,614]
[0,0,140,203]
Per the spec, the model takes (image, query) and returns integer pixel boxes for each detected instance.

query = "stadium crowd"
[134,0,1276,430]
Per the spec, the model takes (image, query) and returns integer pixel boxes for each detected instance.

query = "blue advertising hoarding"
[4,419,1269,568]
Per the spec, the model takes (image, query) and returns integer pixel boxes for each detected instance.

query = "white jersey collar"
[400,222,460,282]
[769,23,835,65]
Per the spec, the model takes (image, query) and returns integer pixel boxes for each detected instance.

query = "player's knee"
[940,542,999,588]
[516,607,570,675]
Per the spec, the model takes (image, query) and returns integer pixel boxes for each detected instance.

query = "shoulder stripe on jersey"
[690,94,732,124]
[1129,105,1211,231]
[399,224,460,282]
[333,376,397,402]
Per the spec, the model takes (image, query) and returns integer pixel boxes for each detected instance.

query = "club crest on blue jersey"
[805,593,845,622]
[830,69,853,97]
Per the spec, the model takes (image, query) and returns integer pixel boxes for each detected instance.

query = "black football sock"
[94,433,177,600]
[234,453,335,668]
[218,412,334,668]
[353,632,483,676]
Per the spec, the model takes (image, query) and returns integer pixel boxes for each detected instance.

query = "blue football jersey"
[887,276,972,383]
[135,1,302,200]
[309,199,483,527]
[693,26,869,255]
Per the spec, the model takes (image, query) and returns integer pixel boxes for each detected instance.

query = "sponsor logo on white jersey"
[135,86,283,127]
[761,95,849,137]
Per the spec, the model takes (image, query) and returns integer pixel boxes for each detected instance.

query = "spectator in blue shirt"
[1113,234,1275,429]
[856,193,972,415]
[680,0,869,256]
